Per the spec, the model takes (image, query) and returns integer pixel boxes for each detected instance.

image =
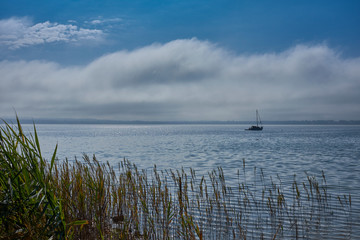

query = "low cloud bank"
[1,39,359,120]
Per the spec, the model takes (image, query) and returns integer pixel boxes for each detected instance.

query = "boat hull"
[246,126,263,131]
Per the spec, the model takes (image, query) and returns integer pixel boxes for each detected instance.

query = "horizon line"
[2,118,360,125]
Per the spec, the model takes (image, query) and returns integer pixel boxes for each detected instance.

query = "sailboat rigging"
[246,110,263,131]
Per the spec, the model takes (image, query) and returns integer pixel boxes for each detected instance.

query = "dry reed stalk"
[1,118,355,239]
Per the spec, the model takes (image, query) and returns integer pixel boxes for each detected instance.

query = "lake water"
[21,123,360,237]
[31,124,360,184]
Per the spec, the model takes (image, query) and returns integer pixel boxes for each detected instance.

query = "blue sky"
[1,0,360,121]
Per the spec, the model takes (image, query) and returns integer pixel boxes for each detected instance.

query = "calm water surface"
[19,124,360,237]
[31,124,360,185]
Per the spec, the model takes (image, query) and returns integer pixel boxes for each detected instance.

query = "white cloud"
[89,18,123,25]
[1,39,360,121]
[90,20,103,25]
[0,17,104,49]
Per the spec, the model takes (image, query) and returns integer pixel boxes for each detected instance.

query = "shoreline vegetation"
[0,118,355,239]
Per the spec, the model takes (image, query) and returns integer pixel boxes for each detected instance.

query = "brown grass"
[0,118,354,239]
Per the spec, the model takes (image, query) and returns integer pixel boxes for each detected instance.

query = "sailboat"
[246,110,263,131]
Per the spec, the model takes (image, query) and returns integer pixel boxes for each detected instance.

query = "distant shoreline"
[3,118,360,125]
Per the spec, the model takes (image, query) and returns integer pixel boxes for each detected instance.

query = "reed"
[0,118,66,239]
[0,119,355,239]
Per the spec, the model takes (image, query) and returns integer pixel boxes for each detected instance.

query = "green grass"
[0,118,354,239]
[0,118,66,239]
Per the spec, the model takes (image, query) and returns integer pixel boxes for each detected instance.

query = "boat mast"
[256,109,262,127]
